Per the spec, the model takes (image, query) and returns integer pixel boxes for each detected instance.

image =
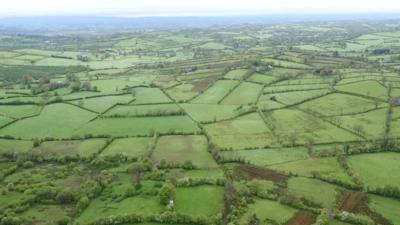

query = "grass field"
[191,80,239,103]
[239,198,297,224]
[369,194,400,225]
[348,153,400,189]
[224,69,249,80]
[270,157,353,184]
[175,185,224,216]
[204,113,275,149]
[299,93,384,116]
[266,109,361,145]
[0,103,96,139]
[221,82,263,105]
[152,135,218,168]
[34,139,107,158]
[76,116,200,137]
[70,94,134,112]
[336,80,388,100]
[287,177,339,208]
[104,103,181,117]
[0,105,41,119]
[220,147,309,166]
[181,104,253,123]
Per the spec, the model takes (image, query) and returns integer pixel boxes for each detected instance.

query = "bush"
[158,182,176,205]
[76,196,90,213]
[56,190,75,204]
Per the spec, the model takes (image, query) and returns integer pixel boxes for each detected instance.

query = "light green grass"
[348,152,400,189]
[299,93,385,116]
[76,116,200,137]
[104,104,181,117]
[239,198,297,225]
[35,139,107,158]
[369,194,400,225]
[152,135,217,169]
[270,157,353,184]
[204,113,275,149]
[0,104,96,139]
[191,80,239,104]
[287,177,339,208]
[175,185,224,217]
[219,147,309,166]
[101,137,153,159]
[0,139,33,154]
[76,195,162,224]
[71,94,134,112]
[336,80,388,100]
[267,109,361,145]
[224,69,249,80]
[181,104,253,123]
[222,82,263,105]
[132,87,172,104]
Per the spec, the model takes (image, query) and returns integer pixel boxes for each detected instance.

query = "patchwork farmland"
[0,18,400,225]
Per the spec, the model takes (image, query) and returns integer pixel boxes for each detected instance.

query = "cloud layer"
[2,0,400,17]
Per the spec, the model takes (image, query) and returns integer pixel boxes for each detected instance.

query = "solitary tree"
[128,163,146,189]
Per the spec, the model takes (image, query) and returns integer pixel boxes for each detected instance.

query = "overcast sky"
[2,0,400,17]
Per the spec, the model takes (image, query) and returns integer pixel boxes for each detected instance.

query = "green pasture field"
[165,83,199,101]
[287,177,339,208]
[262,89,330,106]
[348,152,400,189]
[338,107,387,138]
[70,94,134,112]
[0,51,20,58]
[132,87,172,104]
[204,113,275,149]
[224,69,249,80]
[270,157,354,185]
[239,198,297,225]
[0,116,13,127]
[221,82,263,105]
[274,77,332,86]
[369,194,400,225]
[294,44,327,51]
[199,42,231,50]
[152,135,217,168]
[76,116,200,137]
[219,147,309,167]
[0,103,96,139]
[266,109,361,145]
[181,103,253,123]
[76,195,162,224]
[263,58,311,69]
[89,78,139,93]
[298,93,385,116]
[0,139,33,155]
[18,204,71,225]
[175,185,224,216]
[191,80,239,103]
[336,80,388,100]
[34,139,107,159]
[263,67,302,78]
[101,137,153,159]
[264,83,330,93]
[104,104,181,117]
[247,73,275,84]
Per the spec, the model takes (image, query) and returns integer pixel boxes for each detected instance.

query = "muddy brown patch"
[285,212,316,225]
[191,77,215,93]
[338,191,392,225]
[234,164,286,183]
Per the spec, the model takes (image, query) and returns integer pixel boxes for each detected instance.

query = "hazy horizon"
[2,0,400,18]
